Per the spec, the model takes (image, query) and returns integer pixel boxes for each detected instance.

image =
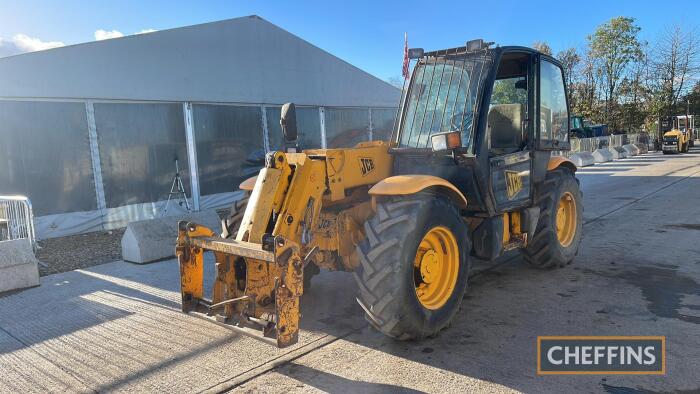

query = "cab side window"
[539,60,568,143]
[487,53,530,156]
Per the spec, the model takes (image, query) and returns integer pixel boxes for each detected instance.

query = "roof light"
[408,48,424,59]
[466,39,484,52]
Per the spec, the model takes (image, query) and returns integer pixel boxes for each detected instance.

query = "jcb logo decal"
[505,170,523,200]
[359,157,375,176]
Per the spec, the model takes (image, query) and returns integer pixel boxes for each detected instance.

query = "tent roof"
[0,15,399,107]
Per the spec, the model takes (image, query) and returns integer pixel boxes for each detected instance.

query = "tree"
[490,78,527,105]
[557,48,580,86]
[570,49,602,122]
[618,67,648,131]
[651,26,699,117]
[532,41,552,55]
[557,48,581,108]
[588,17,643,129]
[683,81,700,116]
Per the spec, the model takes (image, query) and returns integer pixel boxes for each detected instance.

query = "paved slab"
[575,149,700,221]
[0,254,358,393]
[2,148,700,393]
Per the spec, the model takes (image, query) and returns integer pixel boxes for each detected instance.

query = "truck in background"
[570,115,608,138]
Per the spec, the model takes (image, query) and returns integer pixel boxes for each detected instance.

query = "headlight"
[431,131,462,152]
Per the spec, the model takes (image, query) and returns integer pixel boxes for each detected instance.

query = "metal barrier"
[0,196,36,248]
[556,134,641,157]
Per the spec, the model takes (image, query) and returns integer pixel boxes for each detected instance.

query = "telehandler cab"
[176,40,583,348]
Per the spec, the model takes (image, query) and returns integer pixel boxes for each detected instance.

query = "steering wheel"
[449,111,473,132]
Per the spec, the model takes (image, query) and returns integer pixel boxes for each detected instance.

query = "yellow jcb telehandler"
[660,116,690,154]
[176,40,583,348]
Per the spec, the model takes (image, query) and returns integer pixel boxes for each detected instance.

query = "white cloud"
[93,28,158,41]
[12,34,64,51]
[0,34,64,57]
[0,28,159,58]
[94,29,124,41]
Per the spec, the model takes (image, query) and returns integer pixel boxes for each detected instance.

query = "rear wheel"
[354,195,470,340]
[522,168,583,268]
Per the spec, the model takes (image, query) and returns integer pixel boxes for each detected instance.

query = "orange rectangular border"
[536,336,666,375]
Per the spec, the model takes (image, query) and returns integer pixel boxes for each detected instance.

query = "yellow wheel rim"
[556,191,577,247]
[414,226,459,310]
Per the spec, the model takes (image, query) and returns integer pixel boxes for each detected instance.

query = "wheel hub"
[419,250,439,283]
[556,192,577,247]
[413,226,459,310]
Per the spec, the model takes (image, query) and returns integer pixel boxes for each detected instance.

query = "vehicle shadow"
[273,363,425,394]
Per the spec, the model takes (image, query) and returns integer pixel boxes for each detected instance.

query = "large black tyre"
[221,193,250,239]
[522,168,583,268]
[354,195,470,340]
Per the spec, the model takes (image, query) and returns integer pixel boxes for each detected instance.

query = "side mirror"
[280,103,298,143]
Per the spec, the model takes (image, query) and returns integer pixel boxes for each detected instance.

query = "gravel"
[32,206,229,277]
[35,228,125,277]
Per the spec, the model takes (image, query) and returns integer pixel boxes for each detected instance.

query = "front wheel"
[522,168,583,268]
[354,195,470,340]
[221,193,250,239]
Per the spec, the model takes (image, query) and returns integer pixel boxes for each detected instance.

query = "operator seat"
[488,104,524,155]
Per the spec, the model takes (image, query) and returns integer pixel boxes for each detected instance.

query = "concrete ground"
[2,148,700,393]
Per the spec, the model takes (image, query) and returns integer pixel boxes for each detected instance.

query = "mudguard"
[548,156,577,172]
[239,176,257,191]
[368,174,468,208]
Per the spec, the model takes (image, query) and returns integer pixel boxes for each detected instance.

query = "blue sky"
[1,0,698,80]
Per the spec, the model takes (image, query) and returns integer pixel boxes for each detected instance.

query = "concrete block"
[622,144,640,156]
[635,143,649,154]
[0,239,40,293]
[592,148,614,163]
[613,146,628,158]
[121,210,221,264]
[570,152,595,167]
[608,147,620,160]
